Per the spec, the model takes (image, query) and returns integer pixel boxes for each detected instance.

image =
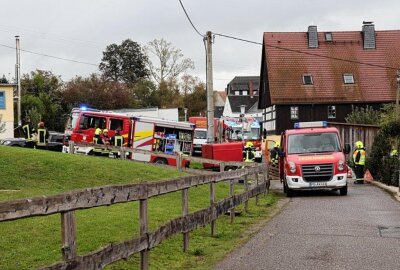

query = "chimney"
[362,21,376,49]
[308,25,318,48]
[249,80,254,98]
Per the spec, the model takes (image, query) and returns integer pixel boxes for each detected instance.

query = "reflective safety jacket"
[37,128,48,146]
[353,148,366,165]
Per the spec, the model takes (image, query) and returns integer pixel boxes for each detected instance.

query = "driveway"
[214,181,400,270]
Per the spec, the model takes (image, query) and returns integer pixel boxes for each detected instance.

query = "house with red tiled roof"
[258,22,400,135]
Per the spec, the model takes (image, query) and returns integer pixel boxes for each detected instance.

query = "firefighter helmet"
[103,129,109,134]
[355,141,364,149]
[275,142,280,148]
[95,128,102,135]
[246,141,254,148]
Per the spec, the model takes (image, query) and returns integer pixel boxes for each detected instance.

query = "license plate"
[309,182,327,187]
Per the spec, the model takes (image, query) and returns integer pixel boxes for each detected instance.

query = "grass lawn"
[0,146,282,270]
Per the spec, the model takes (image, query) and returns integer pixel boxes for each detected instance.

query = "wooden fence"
[0,150,269,269]
[328,122,380,156]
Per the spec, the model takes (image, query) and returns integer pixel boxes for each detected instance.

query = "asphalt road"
[214,181,400,270]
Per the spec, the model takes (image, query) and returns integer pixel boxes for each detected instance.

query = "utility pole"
[15,36,21,126]
[205,31,215,143]
[396,70,400,122]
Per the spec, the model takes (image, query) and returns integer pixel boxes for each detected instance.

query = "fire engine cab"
[279,121,350,197]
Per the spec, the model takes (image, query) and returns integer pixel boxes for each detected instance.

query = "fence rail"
[1,160,269,270]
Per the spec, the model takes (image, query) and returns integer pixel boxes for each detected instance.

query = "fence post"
[120,146,125,160]
[230,179,235,224]
[264,166,268,196]
[182,188,189,252]
[61,211,77,261]
[255,172,259,205]
[176,153,182,172]
[244,174,249,212]
[140,198,148,270]
[68,141,75,155]
[210,180,216,236]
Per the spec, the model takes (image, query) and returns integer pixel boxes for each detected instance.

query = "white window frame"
[242,90,248,96]
[235,91,240,96]
[343,74,354,84]
[302,74,313,85]
[325,32,333,42]
[328,105,336,119]
[290,106,299,120]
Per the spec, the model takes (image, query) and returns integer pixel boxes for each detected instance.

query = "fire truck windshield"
[288,132,340,154]
[194,130,207,139]
[66,112,79,131]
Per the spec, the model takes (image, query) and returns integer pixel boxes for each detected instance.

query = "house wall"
[0,85,15,139]
[275,103,383,135]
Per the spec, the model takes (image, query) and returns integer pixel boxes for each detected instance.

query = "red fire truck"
[279,121,351,197]
[63,107,195,166]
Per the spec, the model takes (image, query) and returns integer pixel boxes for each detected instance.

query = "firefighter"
[102,129,110,145]
[21,117,36,148]
[390,148,398,158]
[36,122,49,149]
[353,141,366,184]
[93,128,103,144]
[243,141,256,162]
[110,129,124,147]
[270,142,281,166]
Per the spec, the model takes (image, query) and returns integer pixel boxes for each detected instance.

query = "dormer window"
[343,74,354,84]
[302,74,313,85]
[325,32,333,42]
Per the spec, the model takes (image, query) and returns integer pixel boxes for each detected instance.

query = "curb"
[369,180,400,202]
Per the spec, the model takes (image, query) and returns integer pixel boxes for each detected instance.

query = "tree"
[20,70,64,131]
[21,70,62,97]
[145,39,194,84]
[61,74,134,110]
[150,79,184,109]
[183,80,207,117]
[345,105,381,125]
[99,39,149,86]
[0,75,8,84]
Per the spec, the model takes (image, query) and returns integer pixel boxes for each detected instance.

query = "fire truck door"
[132,121,154,162]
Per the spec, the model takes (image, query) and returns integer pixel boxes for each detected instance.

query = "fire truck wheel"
[224,166,238,171]
[154,158,168,165]
[339,185,348,196]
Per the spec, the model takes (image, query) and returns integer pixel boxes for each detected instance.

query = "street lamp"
[184,108,188,122]
[240,105,246,143]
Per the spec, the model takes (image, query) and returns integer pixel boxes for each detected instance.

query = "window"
[290,106,299,120]
[110,118,124,130]
[328,105,336,119]
[325,32,333,42]
[235,91,240,96]
[79,115,106,130]
[0,91,5,109]
[343,74,354,84]
[242,91,248,96]
[253,90,258,95]
[302,74,313,85]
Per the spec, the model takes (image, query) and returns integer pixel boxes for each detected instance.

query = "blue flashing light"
[80,106,87,111]
[294,121,328,129]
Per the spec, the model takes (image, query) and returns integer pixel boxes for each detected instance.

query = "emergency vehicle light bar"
[294,121,328,129]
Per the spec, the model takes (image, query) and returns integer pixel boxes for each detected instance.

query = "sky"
[0,0,399,91]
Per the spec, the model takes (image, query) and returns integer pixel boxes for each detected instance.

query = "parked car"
[0,137,26,147]
[0,132,65,152]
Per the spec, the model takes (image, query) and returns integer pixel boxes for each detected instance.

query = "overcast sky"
[0,0,399,90]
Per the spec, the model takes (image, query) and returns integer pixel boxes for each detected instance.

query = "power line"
[0,43,98,66]
[213,32,399,71]
[178,0,204,37]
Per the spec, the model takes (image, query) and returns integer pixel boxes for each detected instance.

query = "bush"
[368,120,400,186]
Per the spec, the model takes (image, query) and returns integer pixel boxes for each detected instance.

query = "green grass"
[0,146,282,270]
